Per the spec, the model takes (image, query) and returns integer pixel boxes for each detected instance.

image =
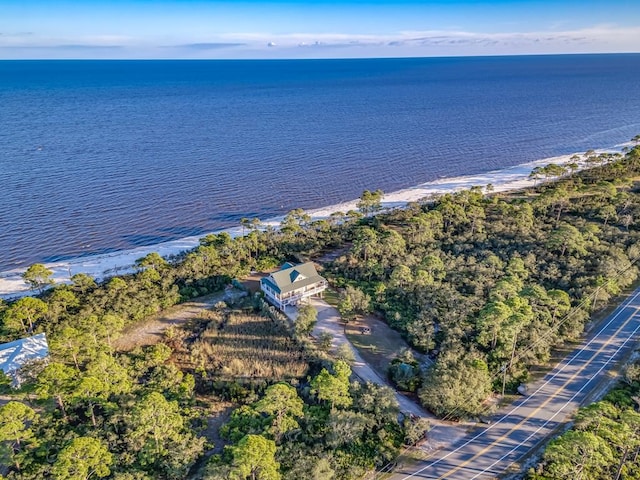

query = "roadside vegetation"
[0,140,639,478]
[528,360,640,480]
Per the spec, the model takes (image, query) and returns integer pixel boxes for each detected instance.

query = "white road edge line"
[397,288,640,480]
[468,310,640,479]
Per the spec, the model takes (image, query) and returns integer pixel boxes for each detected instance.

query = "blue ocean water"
[1,55,640,271]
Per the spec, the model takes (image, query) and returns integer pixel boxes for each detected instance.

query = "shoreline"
[0,147,624,299]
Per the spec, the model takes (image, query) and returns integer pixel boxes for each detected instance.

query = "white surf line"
[469,310,640,480]
[397,288,640,480]
[0,147,623,298]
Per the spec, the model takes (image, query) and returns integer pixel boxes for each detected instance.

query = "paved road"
[388,287,640,480]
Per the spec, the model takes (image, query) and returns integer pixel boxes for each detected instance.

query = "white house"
[260,262,327,310]
[0,333,49,387]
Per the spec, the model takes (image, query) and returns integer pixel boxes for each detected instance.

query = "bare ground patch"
[114,292,224,351]
[315,244,352,264]
[241,272,268,294]
[196,397,235,455]
[345,315,428,381]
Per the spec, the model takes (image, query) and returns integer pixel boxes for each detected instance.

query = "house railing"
[280,281,328,306]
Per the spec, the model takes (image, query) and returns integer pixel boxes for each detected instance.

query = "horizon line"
[2,51,639,61]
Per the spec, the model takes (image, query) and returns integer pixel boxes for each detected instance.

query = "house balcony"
[279,281,328,306]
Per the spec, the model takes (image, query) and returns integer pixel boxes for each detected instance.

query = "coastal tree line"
[1,140,640,477]
[329,143,640,417]
[0,193,408,478]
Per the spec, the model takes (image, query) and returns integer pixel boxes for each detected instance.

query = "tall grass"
[190,311,308,380]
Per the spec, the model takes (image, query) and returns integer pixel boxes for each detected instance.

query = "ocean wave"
[0,148,620,299]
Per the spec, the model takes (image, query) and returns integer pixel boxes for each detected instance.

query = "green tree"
[50,326,87,369]
[129,391,183,459]
[547,289,571,321]
[70,273,97,294]
[546,224,587,257]
[36,362,77,419]
[106,277,127,294]
[467,204,486,237]
[388,357,421,392]
[294,304,317,337]
[542,430,614,479]
[337,286,370,322]
[542,163,568,180]
[51,437,113,480]
[350,381,400,426]
[513,202,535,234]
[403,417,431,445]
[325,409,370,448]
[112,473,152,480]
[136,252,168,271]
[506,257,529,280]
[418,351,492,419]
[437,194,467,231]
[47,288,80,320]
[309,458,335,480]
[86,352,132,396]
[230,434,280,480]
[389,265,414,291]
[254,383,304,441]
[351,227,380,265]
[77,314,125,353]
[476,301,512,351]
[138,267,161,287]
[72,376,109,427]
[357,189,384,216]
[310,360,352,409]
[240,218,251,236]
[280,209,310,236]
[0,401,38,470]
[3,297,48,334]
[421,254,446,281]
[337,293,356,322]
[408,214,435,244]
[529,166,544,185]
[127,391,204,476]
[318,332,333,351]
[22,263,54,293]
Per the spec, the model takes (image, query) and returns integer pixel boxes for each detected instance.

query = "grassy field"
[177,309,309,381]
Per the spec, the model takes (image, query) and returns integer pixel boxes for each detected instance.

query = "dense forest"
[1,141,640,479]
[330,145,640,418]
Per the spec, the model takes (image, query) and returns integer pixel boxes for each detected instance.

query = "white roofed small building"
[260,262,328,311]
[0,333,49,387]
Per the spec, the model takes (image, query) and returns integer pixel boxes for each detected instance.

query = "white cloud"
[205,24,640,57]
[1,24,638,58]
[229,25,639,49]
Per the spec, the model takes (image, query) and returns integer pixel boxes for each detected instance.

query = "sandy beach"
[0,149,621,299]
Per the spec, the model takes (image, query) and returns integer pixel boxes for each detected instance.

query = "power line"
[368,237,640,479]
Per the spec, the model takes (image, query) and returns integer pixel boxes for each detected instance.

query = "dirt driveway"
[306,298,431,418]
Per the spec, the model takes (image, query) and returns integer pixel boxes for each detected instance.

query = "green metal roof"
[261,262,325,295]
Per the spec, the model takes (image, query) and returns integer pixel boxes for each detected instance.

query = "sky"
[1,0,639,59]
